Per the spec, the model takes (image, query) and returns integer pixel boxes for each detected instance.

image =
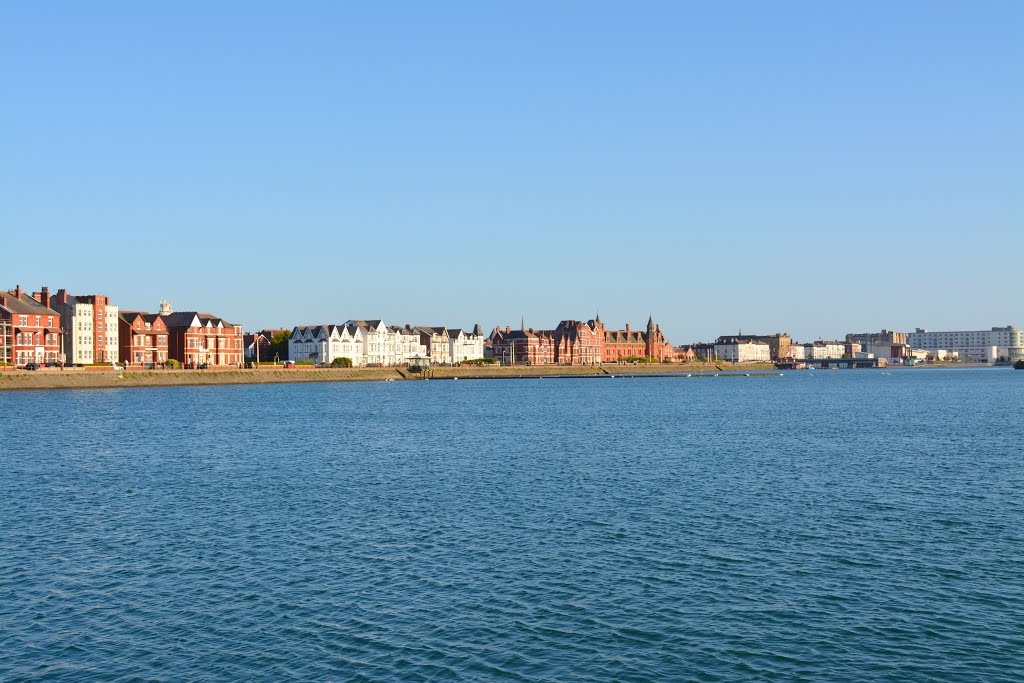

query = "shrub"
[461,358,499,365]
[165,359,181,369]
[295,360,315,366]
[331,357,353,368]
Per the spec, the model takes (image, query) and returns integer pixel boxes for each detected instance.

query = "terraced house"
[159,305,243,368]
[289,324,366,366]
[0,285,62,366]
[118,311,169,366]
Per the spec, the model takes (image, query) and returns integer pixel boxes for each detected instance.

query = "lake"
[2,368,1022,681]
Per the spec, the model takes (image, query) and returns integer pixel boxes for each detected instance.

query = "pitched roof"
[1,291,59,316]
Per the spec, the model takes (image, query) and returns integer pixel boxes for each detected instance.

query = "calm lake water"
[2,368,1023,681]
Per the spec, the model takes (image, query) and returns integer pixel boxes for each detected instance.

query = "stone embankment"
[0,363,780,392]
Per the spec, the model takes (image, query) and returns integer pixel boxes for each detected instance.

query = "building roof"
[1,290,59,316]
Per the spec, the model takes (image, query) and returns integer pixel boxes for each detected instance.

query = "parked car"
[24,363,39,371]
[283,360,296,368]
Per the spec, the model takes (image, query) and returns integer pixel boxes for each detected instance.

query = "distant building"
[907,326,1023,363]
[715,333,791,361]
[51,290,120,364]
[603,315,674,362]
[0,285,62,366]
[806,340,845,359]
[845,329,910,362]
[714,340,771,363]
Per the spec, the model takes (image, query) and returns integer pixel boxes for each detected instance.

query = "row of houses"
[683,327,1024,365]
[288,321,486,367]
[1,285,243,368]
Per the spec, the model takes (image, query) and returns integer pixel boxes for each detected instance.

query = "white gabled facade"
[289,324,368,366]
[449,327,485,364]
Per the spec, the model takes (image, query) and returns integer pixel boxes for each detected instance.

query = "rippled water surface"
[2,368,1023,681]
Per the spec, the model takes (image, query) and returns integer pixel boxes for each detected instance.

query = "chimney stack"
[14,285,22,299]
[505,325,511,334]
[626,324,630,332]
[39,286,50,308]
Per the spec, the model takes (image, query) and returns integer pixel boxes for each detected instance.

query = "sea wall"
[0,362,779,392]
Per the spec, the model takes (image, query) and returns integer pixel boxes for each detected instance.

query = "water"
[2,368,1022,681]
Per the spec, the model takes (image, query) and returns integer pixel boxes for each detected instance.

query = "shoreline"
[0,361,1002,392]
[0,363,778,392]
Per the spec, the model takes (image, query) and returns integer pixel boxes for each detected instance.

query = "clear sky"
[2,1,1021,342]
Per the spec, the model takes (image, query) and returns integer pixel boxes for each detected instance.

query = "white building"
[289,324,366,366]
[807,340,845,359]
[449,326,485,364]
[788,344,806,360]
[907,326,1023,363]
[51,290,119,365]
[713,340,771,363]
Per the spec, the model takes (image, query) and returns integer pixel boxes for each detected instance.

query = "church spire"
[521,316,525,332]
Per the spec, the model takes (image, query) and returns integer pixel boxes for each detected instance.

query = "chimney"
[505,326,511,334]
[14,284,22,299]
[626,324,630,332]
[39,286,50,308]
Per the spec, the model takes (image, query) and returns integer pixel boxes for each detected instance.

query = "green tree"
[266,330,291,361]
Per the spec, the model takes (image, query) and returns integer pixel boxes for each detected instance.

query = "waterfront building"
[807,340,846,359]
[554,319,603,365]
[0,285,62,366]
[788,344,806,360]
[488,325,556,365]
[289,323,366,366]
[160,304,244,368]
[415,326,452,365]
[715,333,791,361]
[390,325,427,364]
[603,315,673,362]
[118,311,169,366]
[448,326,485,364]
[51,290,120,364]
[713,340,771,363]
[845,330,910,362]
[489,314,673,365]
[907,326,1023,363]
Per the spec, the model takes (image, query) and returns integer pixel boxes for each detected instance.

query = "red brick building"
[488,325,557,365]
[162,311,244,368]
[119,311,169,366]
[0,285,62,367]
[602,315,674,362]
[489,315,675,365]
[554,319,603,365]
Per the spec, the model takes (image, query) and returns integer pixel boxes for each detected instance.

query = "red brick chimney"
[38,286,50,308]
[14,284,22,299]
[626,324,631,332]
[505,325,511,334]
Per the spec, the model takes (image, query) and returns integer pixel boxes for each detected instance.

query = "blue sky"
[2,1,1021,342]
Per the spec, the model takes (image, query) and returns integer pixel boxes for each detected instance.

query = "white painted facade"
[907,326,1023,363]
[713,340,771,363]
[449,328,485,364]
[807,341,845,359]
[56,298,119,365]
[289,324,367,366]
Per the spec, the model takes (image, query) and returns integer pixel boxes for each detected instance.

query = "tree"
[331,357,353,368]
[266,330,291,361]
